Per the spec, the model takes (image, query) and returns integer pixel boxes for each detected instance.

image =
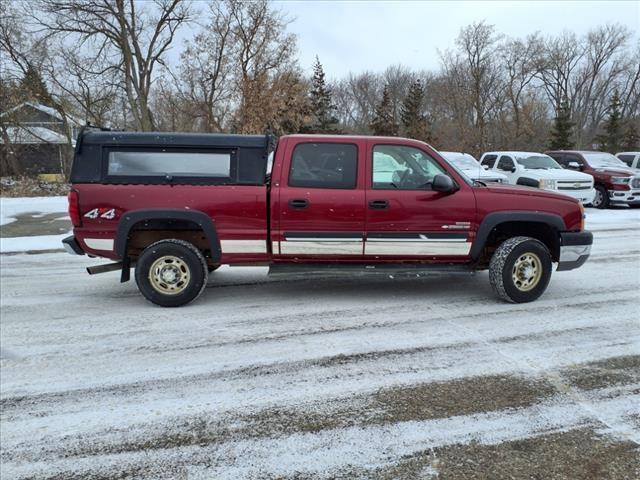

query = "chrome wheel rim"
[593,189,603,207]
[149,256,190,295]
[511,253,542,292]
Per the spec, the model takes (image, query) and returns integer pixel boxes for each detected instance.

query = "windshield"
[582,152,627,168]
[515,155,562,169]
[445,155,480,170]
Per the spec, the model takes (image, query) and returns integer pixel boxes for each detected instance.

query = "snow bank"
[0,196,68,226]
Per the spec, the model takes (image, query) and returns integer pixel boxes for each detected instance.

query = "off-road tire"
[489,236,552,303]
[592,185,609,209]
[135,239,208,307]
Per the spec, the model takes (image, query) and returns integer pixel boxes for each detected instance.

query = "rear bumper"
[62,235,84,255]
[557,230,592,271]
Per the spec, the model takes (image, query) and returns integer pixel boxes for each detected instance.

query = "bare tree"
[175,1,234,132]
[454,21,505,152]
[572,24,632,146]
[35,0,192,131]
[227,0,297,133]
[333,71,382,133]
[501,34,543,146]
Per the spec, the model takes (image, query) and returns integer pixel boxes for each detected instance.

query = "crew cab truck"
[479,151,596,205]
[546,150,640,209]
[64,130,593,307]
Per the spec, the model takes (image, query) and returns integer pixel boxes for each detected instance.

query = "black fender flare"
[470,211,566,260]
[516,177,539,188]
[115,209,221,262]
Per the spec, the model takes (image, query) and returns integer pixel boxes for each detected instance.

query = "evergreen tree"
[621,121,639,150]
[595,91,623,152]
[306,56,338,133]
[400,79,434,142]
[548,96,574,150]
[370,85,398,136]
[19,65,54,106]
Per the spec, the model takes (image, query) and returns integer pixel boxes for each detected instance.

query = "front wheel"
[489,236,552,303]
[592,185,609,209]
[135,239,208,307]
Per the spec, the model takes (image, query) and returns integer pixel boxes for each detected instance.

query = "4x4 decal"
[84,208,117,220]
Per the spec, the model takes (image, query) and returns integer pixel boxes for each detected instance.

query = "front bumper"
[557,230,593,271]
[608,188,640,205]
[62,235,85,255]
[555,187,596,205]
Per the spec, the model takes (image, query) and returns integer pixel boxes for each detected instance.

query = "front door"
[275,139,366,258]
[364,142,476,260]
[496,155,518,183]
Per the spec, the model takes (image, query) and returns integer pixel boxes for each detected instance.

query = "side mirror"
[568,161,580,170]
[482,164,489,170]
[432,174,456,193]
[510,167,517,173]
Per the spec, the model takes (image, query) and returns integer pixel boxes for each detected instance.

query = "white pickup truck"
[480,151,596,205]
[440,151,508,184]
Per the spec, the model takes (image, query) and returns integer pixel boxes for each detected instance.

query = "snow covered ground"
[0,196,70,253]
[1,198,639,478]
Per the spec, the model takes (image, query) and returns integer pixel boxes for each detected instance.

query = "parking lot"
[1,207,639,479]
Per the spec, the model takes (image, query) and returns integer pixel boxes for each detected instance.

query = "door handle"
[368,200,389,209]
[289,199,309,209]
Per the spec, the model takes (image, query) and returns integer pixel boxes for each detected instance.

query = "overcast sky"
[273,0,640,78]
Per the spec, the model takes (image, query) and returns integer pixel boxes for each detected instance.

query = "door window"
[288,143,358,189]
[497,156,515,171]
[481,154,497,168]
[372,145,446,190]
[618,154,635,167]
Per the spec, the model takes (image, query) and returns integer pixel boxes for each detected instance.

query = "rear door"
[274,138,366,258]
[364,141,476,260]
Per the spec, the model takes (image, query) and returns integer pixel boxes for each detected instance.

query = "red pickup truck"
[64,129,592,307]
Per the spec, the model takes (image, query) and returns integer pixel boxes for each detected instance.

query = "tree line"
[1,0,639,171]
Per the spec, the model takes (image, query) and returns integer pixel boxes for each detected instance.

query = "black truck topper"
[71,128,273,185]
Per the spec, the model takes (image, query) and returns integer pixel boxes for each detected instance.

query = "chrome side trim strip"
[365,241,471,256]
[280,241,363,255]
[285,237,363,242]
[220,239,267,254]
[84,238,114,251]
[367,237,466,243]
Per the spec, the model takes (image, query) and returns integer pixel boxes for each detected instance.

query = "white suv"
[480,151,596,204]
[439,151,508,184]
[616,152,640,170]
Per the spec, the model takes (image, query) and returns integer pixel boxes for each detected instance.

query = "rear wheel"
[489,236,552,303]
[592,185,609,209]
[135,239,208,307]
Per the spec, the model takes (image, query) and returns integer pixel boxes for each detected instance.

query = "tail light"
[579,202,585,231]
[68,189,82,227]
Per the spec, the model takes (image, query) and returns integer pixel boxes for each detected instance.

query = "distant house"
[0,102,82,177]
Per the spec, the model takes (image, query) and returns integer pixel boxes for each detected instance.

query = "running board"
[268,263,474,277]
[87,262,123,275]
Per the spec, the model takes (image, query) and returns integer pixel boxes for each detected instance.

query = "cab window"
[497,156,515,171]
[481,154,497,168]
[372,145,447,190]
[288,143,358,189]
[618,154,635,167]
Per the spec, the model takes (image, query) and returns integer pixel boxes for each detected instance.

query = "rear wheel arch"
[115,209,221,264]
[472,212,565,265]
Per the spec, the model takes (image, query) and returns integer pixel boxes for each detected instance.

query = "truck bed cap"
[81,130,269,149]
